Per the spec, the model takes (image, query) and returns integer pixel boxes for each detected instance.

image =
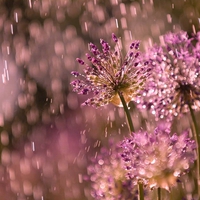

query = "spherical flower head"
[87,141,137,200]
[121,123,196,191]
[71,33,151,107]
[136,31,200,119]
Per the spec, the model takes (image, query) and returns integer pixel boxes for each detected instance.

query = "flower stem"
[118,92,135,132]
[188,103,200,197]
[157,187,161,200]
[118,92,144,200]
[138,182,144,200]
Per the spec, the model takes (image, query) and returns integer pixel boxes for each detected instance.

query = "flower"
[87,141,137,200]
[136,31,200,119]
[71,33,151,107]
[121,123,196,191]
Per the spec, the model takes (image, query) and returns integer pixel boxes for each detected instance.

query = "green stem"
[157,187,161,200]
[118,92,144,200]
[118,92,135,132]
[138,182,144,200]
[188,103,200,197]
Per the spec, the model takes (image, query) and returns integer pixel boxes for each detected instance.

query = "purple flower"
[121,122,196,191]
[87,141,137,200]
[136,31,200,119]
[71,33,151,107]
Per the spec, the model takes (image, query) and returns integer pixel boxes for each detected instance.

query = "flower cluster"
[87,141,137,200]
[72,31,199,199]
[71,34,152,107]
[121,123,196,191]
[136,31,200,119]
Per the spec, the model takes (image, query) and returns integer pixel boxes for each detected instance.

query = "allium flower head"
[121,123,196,191]
[71,33,151,107]
[137,31,200,119]
[87,142,137,200]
